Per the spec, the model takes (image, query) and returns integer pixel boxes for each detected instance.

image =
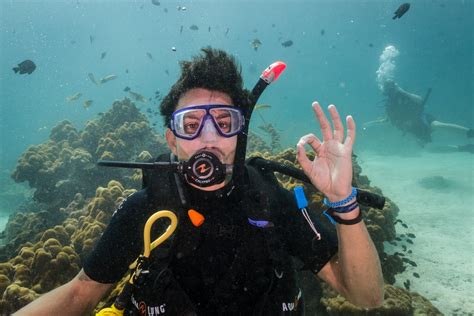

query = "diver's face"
[166,88,238,169]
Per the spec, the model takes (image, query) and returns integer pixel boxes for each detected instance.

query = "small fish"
[401,223,408,228]
[99,74,117,84]
[165,69,169,75]
[407,233,416,238]
[189,25,199,31]
[368,43,374,48]
[66,92,82,102]
[225,27,230,36]
[406,239,413,244]
[413,272,420,278]
[402,245,407,251]
[124,86,131,92]
[254,104,271,110]
[271,24,276,28]
[13,60,36,74]
[146,52,153,60]
[180,25,183,34]
[281,40,293,47]
[88,73,98,85]
[395,237,401,242]
[320,29,325,36]
[151,0,160,5]
[125,69,129,74]
[89,35,94,44]
[403,279,410,290]
[251,39,262,51]
[208,26,211,32]
[83,100,93,108]
[171,47,176,52]
[393,3,410,20]
[402,258,417,267]
[164,8,168,13]
[129,91,148,103]
[100,51,107,59]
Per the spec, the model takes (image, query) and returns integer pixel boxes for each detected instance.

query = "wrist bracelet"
[323,187,357,207]
[331,201,359,213]
[323,208,362,225]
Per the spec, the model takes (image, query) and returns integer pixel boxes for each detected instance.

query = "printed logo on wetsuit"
[131,294,167,315]
[281,289,302,312]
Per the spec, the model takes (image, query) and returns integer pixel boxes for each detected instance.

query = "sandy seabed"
[359,149,474,315]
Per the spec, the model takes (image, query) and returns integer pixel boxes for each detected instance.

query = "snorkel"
[232,61,287,186]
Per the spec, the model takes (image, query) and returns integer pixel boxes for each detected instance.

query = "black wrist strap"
[327,208,362,225]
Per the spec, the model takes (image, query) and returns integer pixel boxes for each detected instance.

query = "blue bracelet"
[331,200,359,213]
[323,187,357,207]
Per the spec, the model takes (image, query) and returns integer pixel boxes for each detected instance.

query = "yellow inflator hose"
[96,210,178,316]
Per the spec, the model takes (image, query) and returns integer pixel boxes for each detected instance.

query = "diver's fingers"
[344,115,356,147]
[312,102,332,141]
[297,134,322,171]
[328,104,344,143]
[297,138,312,172]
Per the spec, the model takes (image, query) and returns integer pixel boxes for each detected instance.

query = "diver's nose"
[200,116,218,143]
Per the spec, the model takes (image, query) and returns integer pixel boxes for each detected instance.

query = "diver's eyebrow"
[214,112,231,119]
[184,111,204,120]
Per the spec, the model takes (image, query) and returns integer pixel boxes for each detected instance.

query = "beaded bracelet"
[331,200,359,213]
[323,187,357,208]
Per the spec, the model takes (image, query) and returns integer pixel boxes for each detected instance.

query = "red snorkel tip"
[260,61,286,84]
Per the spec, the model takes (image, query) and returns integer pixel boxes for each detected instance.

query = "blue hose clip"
[293,186,321,240]
[294,186,308,209]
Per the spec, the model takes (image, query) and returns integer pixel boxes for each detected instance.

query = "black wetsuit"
[84,177,337,315]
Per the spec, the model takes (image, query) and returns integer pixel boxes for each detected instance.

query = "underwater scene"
[0,0,472,315]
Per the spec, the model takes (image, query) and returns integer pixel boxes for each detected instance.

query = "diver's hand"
[296,102,355,202]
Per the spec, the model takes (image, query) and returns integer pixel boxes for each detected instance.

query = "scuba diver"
[15,48,383,315]
[364,80,473,151]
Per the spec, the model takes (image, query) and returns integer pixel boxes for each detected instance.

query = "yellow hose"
[96,210,178,316]
[129,210,178,270]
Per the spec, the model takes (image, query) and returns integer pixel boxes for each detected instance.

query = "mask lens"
[210,108,242,135]
[173,108,206,139]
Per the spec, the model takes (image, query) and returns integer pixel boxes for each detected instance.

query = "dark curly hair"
[160,47,250,127]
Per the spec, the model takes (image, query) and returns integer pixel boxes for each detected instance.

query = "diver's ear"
[166,128,178,156]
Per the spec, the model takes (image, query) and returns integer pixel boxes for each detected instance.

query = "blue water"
[0,0,473,312]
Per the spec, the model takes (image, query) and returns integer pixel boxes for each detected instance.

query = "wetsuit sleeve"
[275,187,338,274]
[82,190,149,283]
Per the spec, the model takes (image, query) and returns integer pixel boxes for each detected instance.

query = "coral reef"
[319,283,442,315]
[0,180,134,313]
[11,98,165,207]
[2,99,166,260]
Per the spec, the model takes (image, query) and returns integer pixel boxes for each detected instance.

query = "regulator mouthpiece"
[183,151,232,187]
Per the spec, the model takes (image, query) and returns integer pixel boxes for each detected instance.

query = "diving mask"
[170,104,244,140]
